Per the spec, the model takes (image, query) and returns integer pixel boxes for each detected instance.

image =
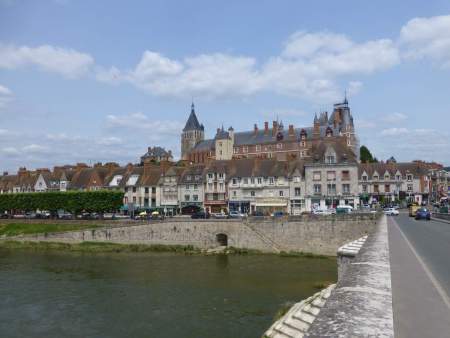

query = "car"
[271,211,285,218]
[336,205,353,214]
[0,213,9,219]
[211,212,228,219]
[251,211,264,217]
[191,211,210,219]
[383,208,399,216]
[25,212,37,219]
[228,211,246,219]
[58,212,73,220]
[415,208,431,221]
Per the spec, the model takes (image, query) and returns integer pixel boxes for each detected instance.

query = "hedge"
[0,190,124,214]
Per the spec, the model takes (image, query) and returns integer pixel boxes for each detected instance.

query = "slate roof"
[183,104,204,132]
[358,162,429,178]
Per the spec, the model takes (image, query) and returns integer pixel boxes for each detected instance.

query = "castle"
[181,98,358,163]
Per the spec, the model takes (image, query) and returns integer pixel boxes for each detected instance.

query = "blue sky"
[0,0,449,172]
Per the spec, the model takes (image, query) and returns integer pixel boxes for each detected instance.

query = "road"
[388,213,450,338]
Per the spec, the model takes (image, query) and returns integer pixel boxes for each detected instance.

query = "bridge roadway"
[388,213,450,338]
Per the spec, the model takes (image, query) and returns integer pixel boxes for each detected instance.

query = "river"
[0,249,336,338]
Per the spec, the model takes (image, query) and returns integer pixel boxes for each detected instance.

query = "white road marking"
[392,218,450,310]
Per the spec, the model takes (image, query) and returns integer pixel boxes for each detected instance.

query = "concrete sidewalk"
[388,217,450,338]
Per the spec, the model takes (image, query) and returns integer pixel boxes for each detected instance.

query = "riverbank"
[0,240,332,259]
[0,222,100,237]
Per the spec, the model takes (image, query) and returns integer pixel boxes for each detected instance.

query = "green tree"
[360,145,378,163]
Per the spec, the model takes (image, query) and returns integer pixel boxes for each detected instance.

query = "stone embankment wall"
[263,216,393,338]
[14,214,379,256]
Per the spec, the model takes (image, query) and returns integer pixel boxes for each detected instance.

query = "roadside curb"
[431,217,450,225]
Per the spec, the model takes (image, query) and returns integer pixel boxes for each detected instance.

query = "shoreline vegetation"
[0,223,101,237]
[0,240,332,259]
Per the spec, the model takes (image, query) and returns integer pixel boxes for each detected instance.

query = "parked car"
[35,211,51,219]
[191,211,210,219]
[251,211,264,217]
[211,212,227,219]
[383,208,399,216]
[271,211,285,218]
[228,211,246,219]
[0,213,9,219]
[336,205,353,214]
[415,208,431,221]
[58,212,73,220]
[25,212,37,219]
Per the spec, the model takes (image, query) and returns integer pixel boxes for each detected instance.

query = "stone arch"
[216,233,228,246]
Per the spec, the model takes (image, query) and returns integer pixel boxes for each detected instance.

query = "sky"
[0,0,450,172]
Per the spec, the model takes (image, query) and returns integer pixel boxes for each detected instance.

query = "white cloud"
[355,119,377,129]
[22,144,49,154]
[382,112,408,123]
[400,15,450,68]
[0,84,13,109]
[380,127,409,136]
[0,44,94,78]
[96,31,399,102]
[97,136,123,146]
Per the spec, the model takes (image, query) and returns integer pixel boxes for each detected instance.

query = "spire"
[344,90,348,105]
[183,102,202,131]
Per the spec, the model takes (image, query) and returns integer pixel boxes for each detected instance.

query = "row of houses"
[2,141,445,215]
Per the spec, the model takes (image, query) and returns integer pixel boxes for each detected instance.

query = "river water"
[0,249,336,338]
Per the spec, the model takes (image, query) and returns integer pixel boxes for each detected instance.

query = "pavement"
[388,213,450,338]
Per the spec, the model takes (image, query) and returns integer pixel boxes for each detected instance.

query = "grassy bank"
[0,240,202,254]
[0,223,100,237]
[0,240,334,259]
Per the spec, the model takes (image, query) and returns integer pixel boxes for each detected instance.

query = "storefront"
[205,200,228,214]
[252,198,288,215]
[228,201,250,213]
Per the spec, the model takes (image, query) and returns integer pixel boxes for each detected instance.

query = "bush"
[0,190,124,215]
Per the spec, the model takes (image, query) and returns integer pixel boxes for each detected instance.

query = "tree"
[360,145,378,163]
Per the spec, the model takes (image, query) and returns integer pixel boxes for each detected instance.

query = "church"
[181,98,359,164]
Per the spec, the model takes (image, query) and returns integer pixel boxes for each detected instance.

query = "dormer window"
[373,175,379,180]
[326,155,336,164]
[362,175,368,181]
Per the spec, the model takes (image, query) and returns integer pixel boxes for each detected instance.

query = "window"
[145,187,149,194]
[314,184,322,194]
[326,155,336,164]
[385,174,390,180]
[327,184,336,195]
[251,191,255,197]
[374,184,379,193]
[407,174,413,181]
[396,175,401,180]
[277,143,282,149]
[362,184,367,192]
[327,171,336,181]
[232,178,237,185]
[219,183,224,190]
[184,195,190,201]
[294,176,300,183]
[243,178,248,184]
[342,170,350,181]
[295,187,301,196]
[300,141,306,147]
[152,187,156,194]
[256,145,261,152]
[269,177,274,185]
[219,173,224,179]
[268,152,273,158]
[243,146,248,153]
[362,175,368,181]
[125,187,129,192]
[342,184,350,194]
[407,184,413,192]
[300,150,307,157]
[193,195,198,201]
[385,184,390,193]
[186,185,190,190]
[234,147,239,154]
[208,173,213,179]
[313,171,321,181]
[186,175,192,181]
[132,197,136,203]
[257,177,262,184]
[193,184,198,190]
[279,190,284,197]
[373,175,379,181]
[250,178,255,184]
[232,191,237,197]
[208,183,213,190]
[132,187,137,193]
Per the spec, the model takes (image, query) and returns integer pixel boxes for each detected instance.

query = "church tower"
[181,102,204,160]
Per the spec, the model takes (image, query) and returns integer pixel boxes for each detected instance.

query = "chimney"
[254,123,258,135]
[288,124,295,138]
[272,121,278,136]
[264,122,269,135]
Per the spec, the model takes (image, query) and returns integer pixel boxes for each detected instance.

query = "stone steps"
[264,284,336,338]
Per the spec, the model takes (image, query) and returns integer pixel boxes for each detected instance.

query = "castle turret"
[181,102,204,160]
